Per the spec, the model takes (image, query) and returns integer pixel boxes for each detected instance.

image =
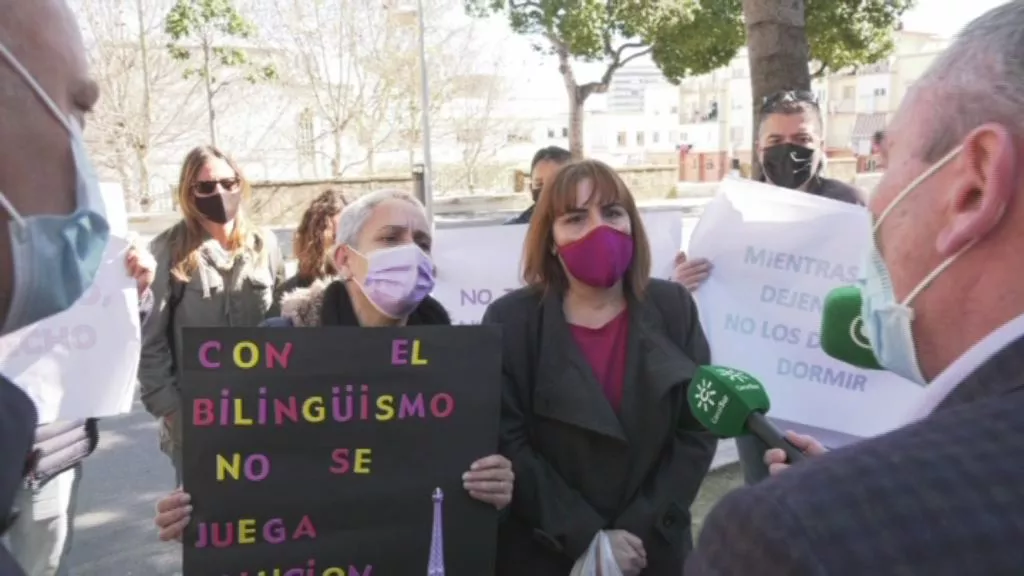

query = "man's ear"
[936,125,1016,257]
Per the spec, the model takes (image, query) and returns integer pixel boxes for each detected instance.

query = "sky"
[484,0,1013,106]
[901,0,1008,36]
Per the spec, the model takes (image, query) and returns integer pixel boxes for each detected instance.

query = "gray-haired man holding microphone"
[688,2,1024,573]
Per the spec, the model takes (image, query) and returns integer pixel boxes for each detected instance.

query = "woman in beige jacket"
[137,146,285,482]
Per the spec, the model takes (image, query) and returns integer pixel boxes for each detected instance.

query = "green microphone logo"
[820,285,883,370]
[687,366,808,463]
[692,379,718,413]
[688,366,771,437]
[849,315,872,350]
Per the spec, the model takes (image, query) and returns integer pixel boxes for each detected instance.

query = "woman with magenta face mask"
[482,160,716,576]
[152,189,514,542]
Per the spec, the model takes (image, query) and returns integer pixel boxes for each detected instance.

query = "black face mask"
[761,143,818,190]
[194,192,241,224]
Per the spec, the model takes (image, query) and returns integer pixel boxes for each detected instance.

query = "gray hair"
[334,188,425,249]
[915,1,1024,162]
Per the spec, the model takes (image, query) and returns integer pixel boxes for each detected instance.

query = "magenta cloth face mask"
[353,244,435,319]
[557,226,634,288]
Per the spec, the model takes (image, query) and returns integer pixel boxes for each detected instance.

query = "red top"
[569,310,630,412]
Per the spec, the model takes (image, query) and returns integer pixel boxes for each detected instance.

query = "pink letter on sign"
[391,339,409,365]
[265,342,293,369]
[199,341,222,368]
[193,399,214,426]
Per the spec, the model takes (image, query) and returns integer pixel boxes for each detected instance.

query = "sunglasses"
[192,178,240,196]
[760,90,819,114]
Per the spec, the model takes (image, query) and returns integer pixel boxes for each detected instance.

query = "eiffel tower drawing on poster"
[427,487,446,576]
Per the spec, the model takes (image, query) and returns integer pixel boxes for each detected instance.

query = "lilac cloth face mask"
[352,244,435,319]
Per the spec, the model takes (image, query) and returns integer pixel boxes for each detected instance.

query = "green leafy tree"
[164,0,277,146]
[807,0,916,77]
[743,0,913,178]
[468,0,913,160]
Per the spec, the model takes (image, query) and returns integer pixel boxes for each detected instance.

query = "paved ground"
[67,403,182,575]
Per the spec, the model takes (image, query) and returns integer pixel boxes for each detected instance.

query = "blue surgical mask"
[0,41,110,335]
[860,144,968,384]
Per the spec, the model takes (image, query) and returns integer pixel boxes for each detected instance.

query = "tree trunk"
[135,146,151,211]
[332,127,343,178]
[116,152,133,211]
[742,0,811,180]
[202,37,218,147]
[567,87,585,160]
[135,0,152,208]
[554,41,586,159]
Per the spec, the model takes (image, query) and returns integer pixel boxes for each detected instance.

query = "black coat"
[0,377,37,576]
[482,279,717,575]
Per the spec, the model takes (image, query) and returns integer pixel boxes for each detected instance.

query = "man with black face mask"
[756,90,863,203]
[672,90,864,486]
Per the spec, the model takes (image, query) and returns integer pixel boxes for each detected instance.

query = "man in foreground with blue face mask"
[0,1,157,574]
[686,2,1024,573]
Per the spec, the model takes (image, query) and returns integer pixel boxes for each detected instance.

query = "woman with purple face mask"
[482,160,716,576]
[152,189,514,542]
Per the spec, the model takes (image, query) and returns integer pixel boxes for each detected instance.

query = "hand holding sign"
[672,251,712,292]
[462,454,514,510]
[155,489,192,542]
[125,243,157,297]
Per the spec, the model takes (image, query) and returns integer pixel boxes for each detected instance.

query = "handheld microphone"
[819,285,883,370]
[687,366,805,464]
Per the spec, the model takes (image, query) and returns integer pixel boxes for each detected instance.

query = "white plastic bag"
[570,531,624,576]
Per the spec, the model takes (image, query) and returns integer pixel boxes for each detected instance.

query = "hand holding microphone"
[684,285,870,477]
[764,431,827,475]
[687,365,807,464]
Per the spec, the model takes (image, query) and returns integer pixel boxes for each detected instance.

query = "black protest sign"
[179,326,502,576]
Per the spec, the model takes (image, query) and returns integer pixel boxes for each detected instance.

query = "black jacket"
[0,377,36,576]
[807,176,865,206]
[482,279,718,575]
[504,204,535,225]
[757,170,865,206]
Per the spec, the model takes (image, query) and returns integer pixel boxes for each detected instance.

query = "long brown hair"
[521,159,652,298]
[170,146,262,282]
[294,189,346,282]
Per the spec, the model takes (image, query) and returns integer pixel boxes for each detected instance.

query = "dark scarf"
[318,280,452,327]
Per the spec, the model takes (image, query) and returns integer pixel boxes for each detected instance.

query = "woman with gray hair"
[152,189,514,541]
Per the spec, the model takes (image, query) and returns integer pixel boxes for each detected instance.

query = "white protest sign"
[433,209,685,325]
[0,186,141,424]
[688,179,922,445]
